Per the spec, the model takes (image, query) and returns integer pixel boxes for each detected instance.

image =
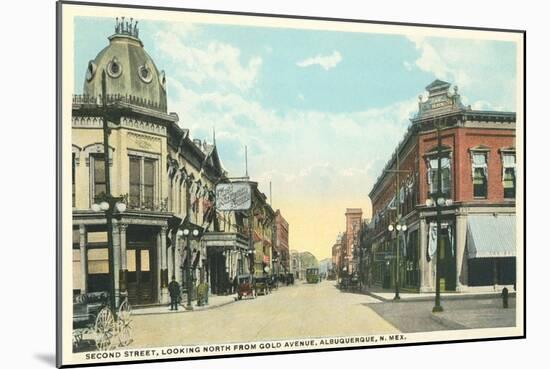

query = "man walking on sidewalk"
[168,276,181,311]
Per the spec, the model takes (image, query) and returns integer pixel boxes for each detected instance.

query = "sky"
[74,17,517,260]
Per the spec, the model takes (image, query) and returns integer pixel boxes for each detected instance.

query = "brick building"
[331,233,344,275]
[274,210,290,275]
[367,79,517,292]
[344,209,363,274]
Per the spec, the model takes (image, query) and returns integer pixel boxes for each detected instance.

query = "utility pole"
[101,70,117,315]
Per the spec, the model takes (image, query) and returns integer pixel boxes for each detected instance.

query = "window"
[129,156,140,208]
[143,159,155,208]
[72,153,76,207]
[502,153,516,199]
[471,152,488,198]
[428,156,451,196]
[129,155,157,210]
[91,154,107,204]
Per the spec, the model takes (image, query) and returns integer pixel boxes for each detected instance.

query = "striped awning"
[467,214,516,259]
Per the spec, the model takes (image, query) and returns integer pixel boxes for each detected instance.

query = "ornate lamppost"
[387,219,407,300]
[90,70,127,314]
[177,225,202,310]
[425,119,453,313]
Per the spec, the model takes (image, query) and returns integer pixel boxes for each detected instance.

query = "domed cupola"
[83,17,167,112]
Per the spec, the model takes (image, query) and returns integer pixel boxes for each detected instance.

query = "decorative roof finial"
[114,16,140,38]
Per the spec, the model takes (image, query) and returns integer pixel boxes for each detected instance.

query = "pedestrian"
[168,276,180,311]
[233,275,238,294]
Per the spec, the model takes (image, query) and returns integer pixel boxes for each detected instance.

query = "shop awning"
[467,215,516,259]
[202,232,249,250]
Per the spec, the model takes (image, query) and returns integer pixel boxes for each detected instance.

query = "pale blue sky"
[73,17,517,258]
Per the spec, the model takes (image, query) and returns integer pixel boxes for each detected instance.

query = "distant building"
[318,258,332,276]
[290,250,302,279]
[367,79,516,292]
[274,210,290,275]
[344,208,363,273]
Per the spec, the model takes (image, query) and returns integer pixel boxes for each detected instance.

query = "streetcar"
[305,268,320,284]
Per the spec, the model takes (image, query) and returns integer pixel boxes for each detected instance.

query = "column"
[455,215,468,291]
[79,225,88,294]
[119,224,128,293]
[419,218,433,292]
[167,233,174,283]
[157,232,162,303]
[160,226,169,303]
[112,223,121,307]
[174,236,182,285]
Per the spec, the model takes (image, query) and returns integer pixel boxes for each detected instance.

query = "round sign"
[264,266,270,273]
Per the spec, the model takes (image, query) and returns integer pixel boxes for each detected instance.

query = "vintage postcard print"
[57,1,525,367]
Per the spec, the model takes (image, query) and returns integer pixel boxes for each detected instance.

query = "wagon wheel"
[72,330,83,347]
[95,307,114,351]
[118,299,132,323]
[117,321,132,347]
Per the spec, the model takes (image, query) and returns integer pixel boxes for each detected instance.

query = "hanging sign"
[215,182,252,211]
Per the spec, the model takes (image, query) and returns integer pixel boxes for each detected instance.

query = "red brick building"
[367,80,517,292]
[331,234,344,274]
[274,210,290,274]
[344,209,363,273]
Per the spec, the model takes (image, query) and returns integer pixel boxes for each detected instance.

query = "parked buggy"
[236,274,256,300]
[72,292,132,351]
[286,273,295,285]
[349,274,360,292]
[268,275,279,290]
[254,276,270,296]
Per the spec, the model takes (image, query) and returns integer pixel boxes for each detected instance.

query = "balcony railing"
[126,198,168,212]
[72,93,167,113]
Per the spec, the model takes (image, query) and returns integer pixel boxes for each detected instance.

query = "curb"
[363,291,516,303]
[132,297,238,316]
[429,313,469,330]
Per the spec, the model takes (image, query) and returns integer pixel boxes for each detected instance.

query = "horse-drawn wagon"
[72,292,132,351]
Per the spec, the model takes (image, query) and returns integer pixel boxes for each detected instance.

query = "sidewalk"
[362,286,515,303]
[132,293,238,316]
[364,292,516,332]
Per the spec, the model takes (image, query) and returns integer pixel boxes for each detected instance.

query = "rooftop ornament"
[114,17,139,38]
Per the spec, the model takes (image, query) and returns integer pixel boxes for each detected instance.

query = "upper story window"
[502,151,516,199]
[129,155,157,210]
[427,155,451,196]
[90,154,107,204]
[471,152,488,198]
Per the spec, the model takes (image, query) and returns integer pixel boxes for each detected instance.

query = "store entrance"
[126,247,157,305]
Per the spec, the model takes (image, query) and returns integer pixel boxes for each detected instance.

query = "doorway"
[126,247,157,305]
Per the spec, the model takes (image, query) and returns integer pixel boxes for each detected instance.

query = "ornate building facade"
[367,79,516,292]
[71,18,272,306]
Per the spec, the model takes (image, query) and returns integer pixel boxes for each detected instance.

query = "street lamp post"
[177,226,202,310]
[90,70,127,314]
[388,220,407,300]
[384,148,410,301]
[426,119,453,313]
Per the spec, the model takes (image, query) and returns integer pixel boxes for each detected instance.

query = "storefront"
[72,212,172,307]
[466,214,516,287]
[202,232,249,295]
[402,228,420,289]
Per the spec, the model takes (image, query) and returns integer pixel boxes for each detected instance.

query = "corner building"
[367,80,517,292]
[71,19,250,306]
